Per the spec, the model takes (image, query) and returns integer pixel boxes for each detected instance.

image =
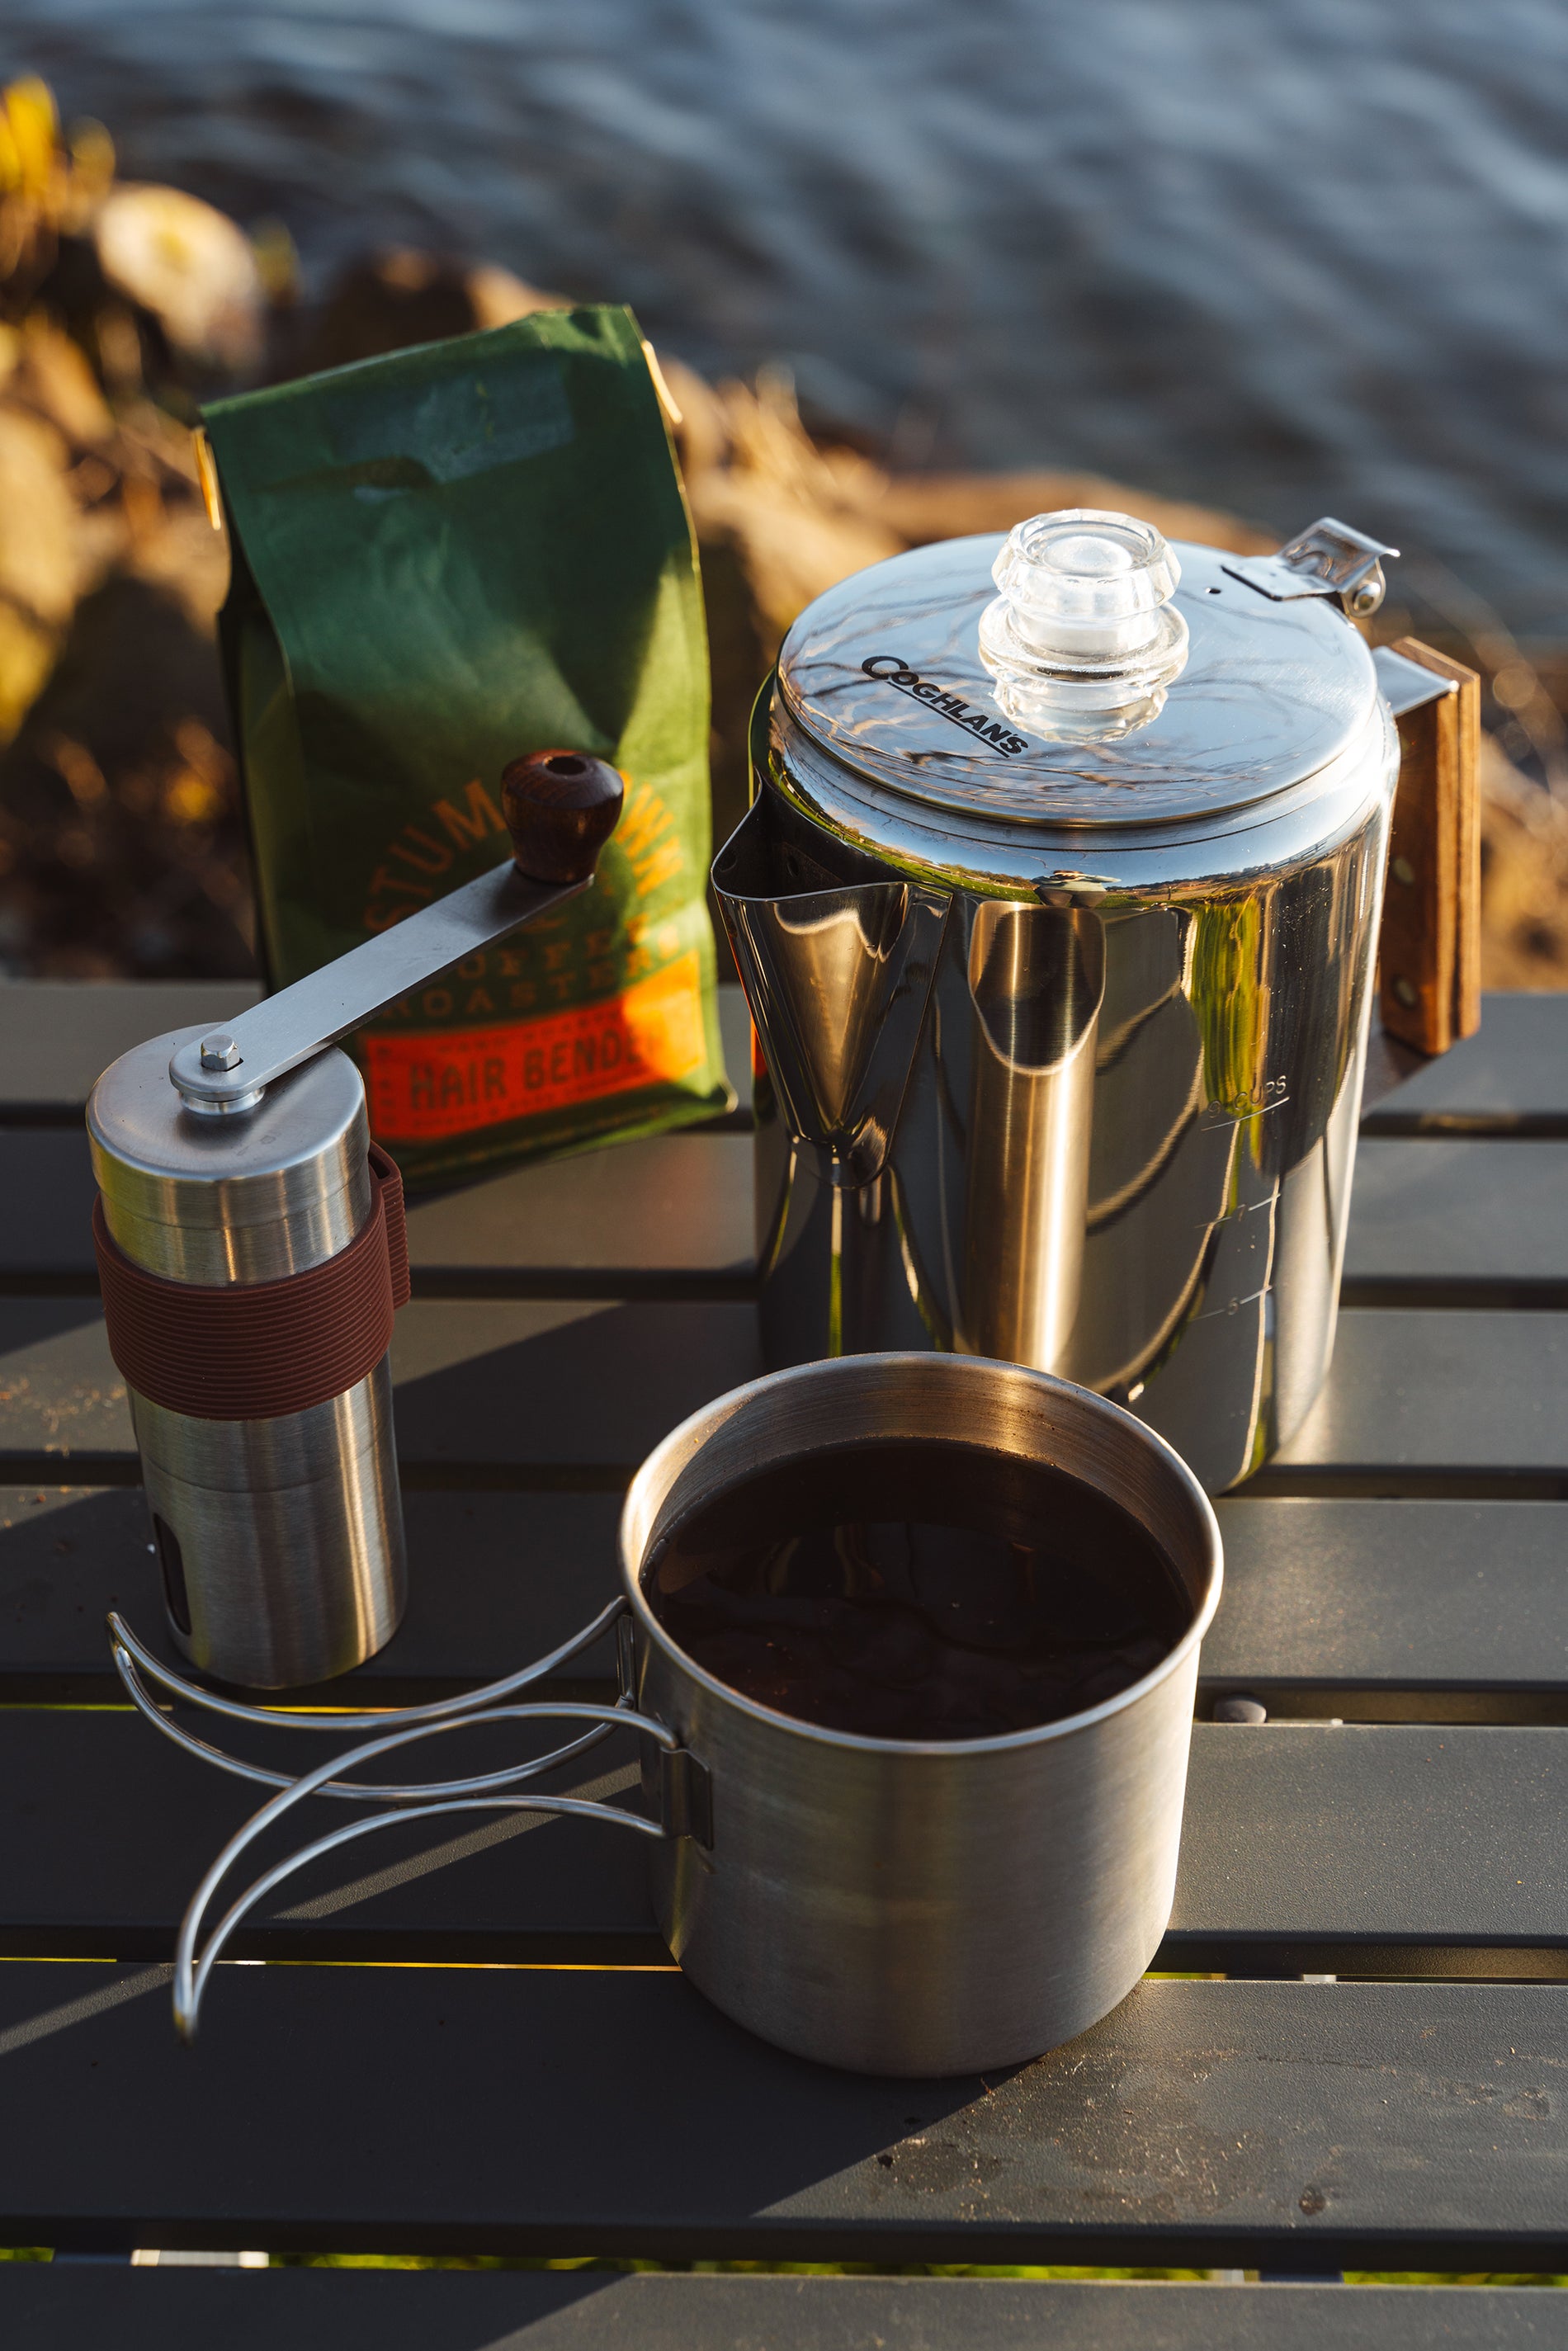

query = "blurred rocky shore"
[1,75,1565,989]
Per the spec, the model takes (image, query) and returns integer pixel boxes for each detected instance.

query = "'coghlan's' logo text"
[861,654,1031,755]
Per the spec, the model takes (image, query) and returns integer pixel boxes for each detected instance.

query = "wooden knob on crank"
[501,751,624,885]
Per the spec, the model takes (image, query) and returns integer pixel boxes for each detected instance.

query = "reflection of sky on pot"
[8,0,1568,635]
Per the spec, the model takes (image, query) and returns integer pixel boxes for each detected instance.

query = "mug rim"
[619,1351,1223,1757]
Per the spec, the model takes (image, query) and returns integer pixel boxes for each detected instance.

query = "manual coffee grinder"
[87,753,622,1689]
[717,511,1478,1490]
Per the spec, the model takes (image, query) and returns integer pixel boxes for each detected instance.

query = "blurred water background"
[7,0,1568,985]
[6,0,1568,649]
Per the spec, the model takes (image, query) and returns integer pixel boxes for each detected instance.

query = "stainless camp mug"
[112,1352,1221,2077]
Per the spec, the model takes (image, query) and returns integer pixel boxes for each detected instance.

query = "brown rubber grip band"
[92,1144,411,1422]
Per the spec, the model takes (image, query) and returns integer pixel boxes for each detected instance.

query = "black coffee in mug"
[643,1438,1191,1740]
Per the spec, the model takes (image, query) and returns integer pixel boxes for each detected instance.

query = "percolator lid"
[775,517,1381,830]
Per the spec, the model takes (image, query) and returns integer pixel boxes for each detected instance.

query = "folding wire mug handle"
[106,1598,711,2042]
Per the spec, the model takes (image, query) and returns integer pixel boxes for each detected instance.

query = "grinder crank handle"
[168,752,623,1111]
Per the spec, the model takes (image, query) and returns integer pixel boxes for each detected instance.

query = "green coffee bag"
[203,303,730,1187]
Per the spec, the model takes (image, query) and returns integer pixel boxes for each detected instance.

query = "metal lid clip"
[1222,517,1398,619]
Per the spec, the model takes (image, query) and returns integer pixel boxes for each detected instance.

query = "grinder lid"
[87,1029,371,1285]
[775,517,1382,831]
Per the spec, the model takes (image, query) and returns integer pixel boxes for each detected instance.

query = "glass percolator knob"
[978,507,1189,734]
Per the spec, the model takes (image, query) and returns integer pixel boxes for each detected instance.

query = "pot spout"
[712,802,948,1184]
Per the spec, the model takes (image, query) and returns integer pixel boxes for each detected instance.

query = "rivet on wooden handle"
[1377,638,1481,1057]
[501,751,625,885]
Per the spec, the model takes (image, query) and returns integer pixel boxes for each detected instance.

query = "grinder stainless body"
[89,1039,402,1688]
[87,752,624,1688]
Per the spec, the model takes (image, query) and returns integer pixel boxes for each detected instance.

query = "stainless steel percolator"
[716,510,1475,1489]
[108,1351,1221,2077]
[88,753,623,1688]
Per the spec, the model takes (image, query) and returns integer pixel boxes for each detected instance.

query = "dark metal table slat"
[8,1488,1568,1715]
[0,1296,765,1486]
[1206,1499,1568,1720]
[0,982,262,1125]
[0,984,1558,1133]
[5,1129,1566,1305]
[1345,1141,1568,1303]
[4,1301,1568,1491]
[0,981,753,1128]
[0,1126,758,1298]
[0,1711,659,1966]
[0,1485,626,1701]
[1362,994,1568,1135]
[5,2269,1562,2349]
[7,1711,1568,1973]
[2,1967,1567,2271]
[1260,1311,1568,1492]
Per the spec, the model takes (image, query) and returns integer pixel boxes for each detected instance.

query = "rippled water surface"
[7,0,1568,638]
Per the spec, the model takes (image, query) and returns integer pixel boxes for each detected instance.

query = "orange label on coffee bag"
[363,951,706,1142]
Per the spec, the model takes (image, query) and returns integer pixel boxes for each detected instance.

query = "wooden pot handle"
[1377,636,1482,1056]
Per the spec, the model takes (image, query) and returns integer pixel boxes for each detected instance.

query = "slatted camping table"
[5,977,1568,2349]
